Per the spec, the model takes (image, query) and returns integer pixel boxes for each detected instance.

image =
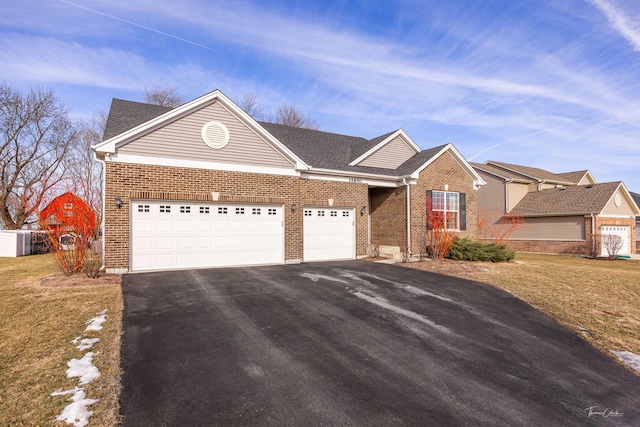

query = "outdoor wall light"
[115,196,123,209]
[291,203,296,213]
[360,206,367,216]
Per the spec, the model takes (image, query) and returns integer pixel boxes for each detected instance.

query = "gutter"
[305,167,413,182]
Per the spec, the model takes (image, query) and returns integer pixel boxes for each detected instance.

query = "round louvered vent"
[201,121,230,149]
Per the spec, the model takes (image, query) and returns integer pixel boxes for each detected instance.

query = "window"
[199,206,210,214]
[138,205,150,213]
[64,203,73,210]
[330,211,337,217]
[160,205,171,213]
[342,211,350,217]
[317,210,325,217]
[252,208,261,215]
[430,191,459,230]
[180,206,191,213]
[268,208,277,216]
[236,207,245,215]
[304,210,312,216]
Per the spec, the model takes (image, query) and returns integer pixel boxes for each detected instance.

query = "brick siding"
[104,162,368,270]
[410,151,478,254]
[369,187,407,248]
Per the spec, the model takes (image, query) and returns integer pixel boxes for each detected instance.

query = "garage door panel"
[156,220,174,232]
[176,220,194,232]
[304,207,355,262]
[131,201,283,271]
[600,225,630,256]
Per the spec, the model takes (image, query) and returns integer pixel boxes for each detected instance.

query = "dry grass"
[400,253,640,371]
[0,254,122,426]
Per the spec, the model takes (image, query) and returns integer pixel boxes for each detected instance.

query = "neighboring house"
[92,90,485,273]
[39,192,98,251]
[632,191,640,253]
[473,161,639,256]
[39,192,97,234]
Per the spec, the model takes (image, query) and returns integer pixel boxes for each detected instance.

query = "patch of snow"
[51,387,98,427]
[300,272,349,284]
[76,338,100,351]
[85,310,107,331]
[66,352,100,385]
[71,336,81,344]
[611,350,640,373]
[351,290,450,333]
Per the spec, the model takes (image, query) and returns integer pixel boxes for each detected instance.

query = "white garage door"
[600,225,630,257]
[304,207,355,262]
[131,201,283,271]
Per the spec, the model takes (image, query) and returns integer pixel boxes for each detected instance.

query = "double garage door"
[131,201,355,271]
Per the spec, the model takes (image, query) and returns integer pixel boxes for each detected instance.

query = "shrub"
[446,238,515,262]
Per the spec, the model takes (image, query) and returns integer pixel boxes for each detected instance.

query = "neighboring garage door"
[600,225,630,256]
[303,207,355,262]
[131,201,283,271]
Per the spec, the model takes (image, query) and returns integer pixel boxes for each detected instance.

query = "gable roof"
[95,90,484,185]
[471,162,533,183]
[555,170,591,184]
[510,182,631,216]
[485,161,574,185]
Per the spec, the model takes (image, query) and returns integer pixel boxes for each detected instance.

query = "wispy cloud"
[588,0,640,51]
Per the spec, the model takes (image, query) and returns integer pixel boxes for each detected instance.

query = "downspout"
[94,151,107,272]
[404,178,411,255]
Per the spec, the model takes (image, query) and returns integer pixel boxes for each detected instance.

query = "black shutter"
[459,192,466,231]
[426,190,433,230]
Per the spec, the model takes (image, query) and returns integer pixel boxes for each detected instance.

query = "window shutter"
[426,190,433,230]
[459,193,466,231]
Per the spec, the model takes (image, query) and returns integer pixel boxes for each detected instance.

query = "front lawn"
[402,253,640,373]
[0,254,122,426]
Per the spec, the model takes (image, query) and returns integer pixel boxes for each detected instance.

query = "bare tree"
[238,93,264,119]
[0,83,76,230]
[68,111,106,219]
[602,234,623,258]
[273,103,320,130]
[143,85,184,107]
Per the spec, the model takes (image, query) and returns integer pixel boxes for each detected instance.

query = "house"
[632,191,640,253]
[39,192,97,234]
[473,161,639,256]
[92,90,485,273]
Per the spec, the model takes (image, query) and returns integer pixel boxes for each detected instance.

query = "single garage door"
[304,207,355,262]
[600,225,630,257]
[131,201,283,271]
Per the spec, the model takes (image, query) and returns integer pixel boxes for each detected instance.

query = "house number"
[349,177,363,183]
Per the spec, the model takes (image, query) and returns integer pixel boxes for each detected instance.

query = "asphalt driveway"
[120,261,640,426]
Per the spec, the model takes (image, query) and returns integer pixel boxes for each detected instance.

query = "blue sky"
[2,0,640,191]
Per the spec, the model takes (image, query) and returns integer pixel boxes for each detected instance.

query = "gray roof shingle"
[510,182,621,216]
[103,99,173,140]
[486,161,574,184]
[101,98,448,178]
[556,170,590,184]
